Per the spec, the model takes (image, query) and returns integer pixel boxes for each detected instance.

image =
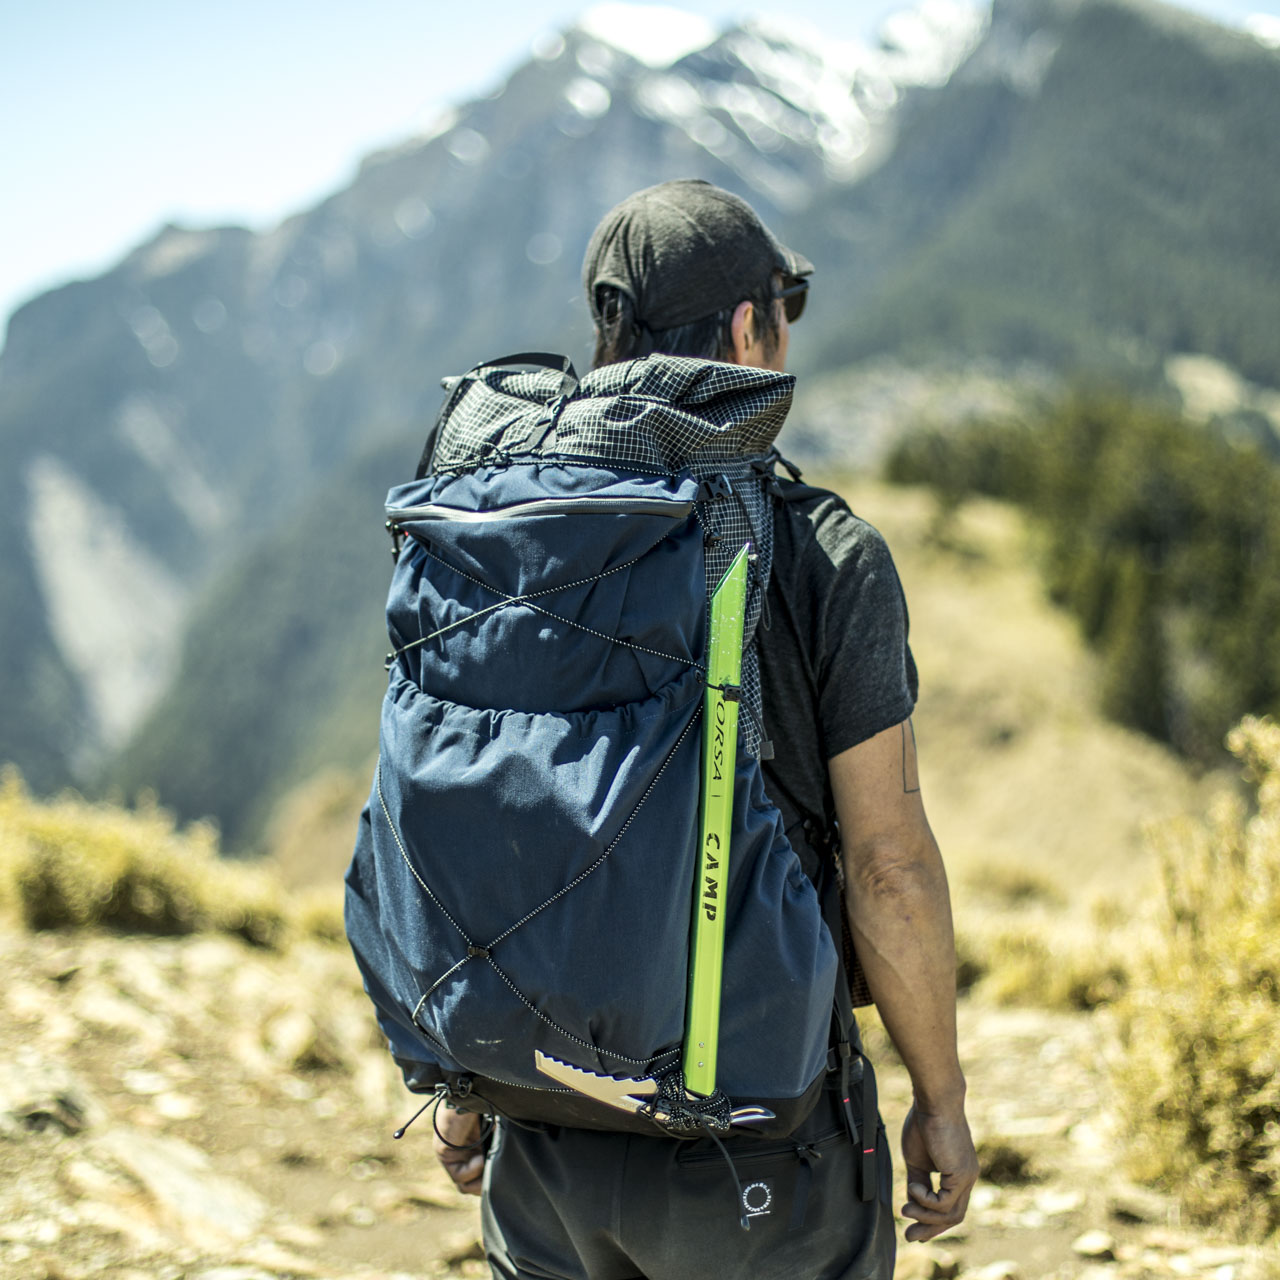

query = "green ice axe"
[684,543,751,1097]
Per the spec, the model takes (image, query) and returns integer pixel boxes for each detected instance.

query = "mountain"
[0,1,981,797]
[792,0,1280,387]
[2,0,1278,840]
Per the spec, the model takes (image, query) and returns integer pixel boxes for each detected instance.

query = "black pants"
[481,1069,896,1280]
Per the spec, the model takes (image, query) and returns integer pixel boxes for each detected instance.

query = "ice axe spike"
[534,1052,774,1127]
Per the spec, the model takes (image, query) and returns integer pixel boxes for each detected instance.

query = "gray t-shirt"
[758,480,918,877]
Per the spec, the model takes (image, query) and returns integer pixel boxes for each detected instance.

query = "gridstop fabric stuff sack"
[344,353,842,1140]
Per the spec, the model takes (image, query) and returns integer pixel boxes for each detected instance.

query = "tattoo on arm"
[901,720,920,794]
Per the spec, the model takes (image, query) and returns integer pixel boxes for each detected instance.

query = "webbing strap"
[859,1054,879,1202]
[415,352,581,479]
[471,351,579,392]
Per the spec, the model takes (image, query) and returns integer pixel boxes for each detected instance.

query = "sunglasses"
[774,276,809,323]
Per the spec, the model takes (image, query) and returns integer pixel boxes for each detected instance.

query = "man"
[434,179,977,1278]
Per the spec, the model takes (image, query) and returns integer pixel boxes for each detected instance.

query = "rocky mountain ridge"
[0,1,984,792]
[2,0,1278,821]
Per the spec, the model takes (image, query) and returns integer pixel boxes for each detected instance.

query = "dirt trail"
[2,927,1274,1280]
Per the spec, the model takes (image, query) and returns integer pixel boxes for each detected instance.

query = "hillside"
[0,2,975,793]
[3,0,1279,806]
[798,0,1280,387]
[106,438,403,845]
[6,483,1278,1278]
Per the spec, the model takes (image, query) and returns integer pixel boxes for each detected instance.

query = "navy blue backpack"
[345,353,852,1140]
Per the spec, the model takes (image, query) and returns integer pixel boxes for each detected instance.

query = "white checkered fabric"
[428,355,796,756]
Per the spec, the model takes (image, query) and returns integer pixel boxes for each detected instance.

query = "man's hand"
[432,1107,487,1197]
[899,1102,979,1242]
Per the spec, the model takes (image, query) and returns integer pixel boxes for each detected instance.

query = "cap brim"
[774,242,813,279]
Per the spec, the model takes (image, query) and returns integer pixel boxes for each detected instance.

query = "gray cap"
[582,179,813,331]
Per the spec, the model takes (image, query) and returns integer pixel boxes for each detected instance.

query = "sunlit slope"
[106,438,403,847]
[828,479,1203,899]
[252,479,1203,916]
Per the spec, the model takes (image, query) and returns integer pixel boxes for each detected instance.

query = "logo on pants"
[742,1180,773,1219]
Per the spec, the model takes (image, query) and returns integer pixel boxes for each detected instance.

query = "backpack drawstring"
[699,1119,753,1231]
[392,1085,495,1152]
[393,1094,438,1140]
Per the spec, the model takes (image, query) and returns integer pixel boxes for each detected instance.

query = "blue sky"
[1,0,1275,333]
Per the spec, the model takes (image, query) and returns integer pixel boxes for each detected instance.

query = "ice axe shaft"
[684,543,751,1097]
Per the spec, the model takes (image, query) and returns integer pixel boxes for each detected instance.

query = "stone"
[970,1262,1021,1280]
[396,1180,457,1210]
[895,1246,961,1279]
[152,1091,203,1121]
[1143,1228,1198,1252]
[121,1069,170,1096]
[1188,1247,1245,1269]
[26,1250,77,1280]
[0,1052,100,1136]
[188,1270,276,1280]
[108,946,181,1015]
[271,1221,325,1249]
[444,1234,486,1264]
[310,1094,338,1119]
[970,1184,1000,1211]
[352,1049,398,1117]
[1107,1182,1172,1225]
[263,1008,318,1068]
[234,1242,327,1276]
[94,1127,269,1249]
[1073,1229,1118,1260]
[1068,1119,1109,1153]
[1035,1187,1084,1216]
[72,1194,172,1251]
[71,980,169,1050]
[179,935,244,980]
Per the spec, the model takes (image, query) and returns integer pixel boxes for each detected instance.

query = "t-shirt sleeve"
[809,502,918,760]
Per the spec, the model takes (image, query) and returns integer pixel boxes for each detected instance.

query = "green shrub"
[964,860,1065,908]
[886,394,1280,762]
[965,924,1127,1012]
[0,769,289,948]
[1113,716,1280,1239]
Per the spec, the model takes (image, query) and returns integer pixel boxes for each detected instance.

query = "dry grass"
[823,479,1209,900]
[0,768,342,949]
[1111,716,1280,1240]
[263,763,373,890]
[797,478,1213,1023]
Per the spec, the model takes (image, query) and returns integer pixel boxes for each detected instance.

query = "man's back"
[378,179,978,1277]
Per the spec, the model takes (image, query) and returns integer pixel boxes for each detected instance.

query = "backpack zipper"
[675,1124,847,1167]
[389,495,694,524]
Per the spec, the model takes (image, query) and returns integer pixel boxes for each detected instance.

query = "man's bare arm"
[829,719,977,1242]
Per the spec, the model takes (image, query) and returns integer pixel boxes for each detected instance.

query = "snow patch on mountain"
[578,3,717,67]
[874,0,990,82]
[1245,13,1280,48]
[628,2,984,194]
